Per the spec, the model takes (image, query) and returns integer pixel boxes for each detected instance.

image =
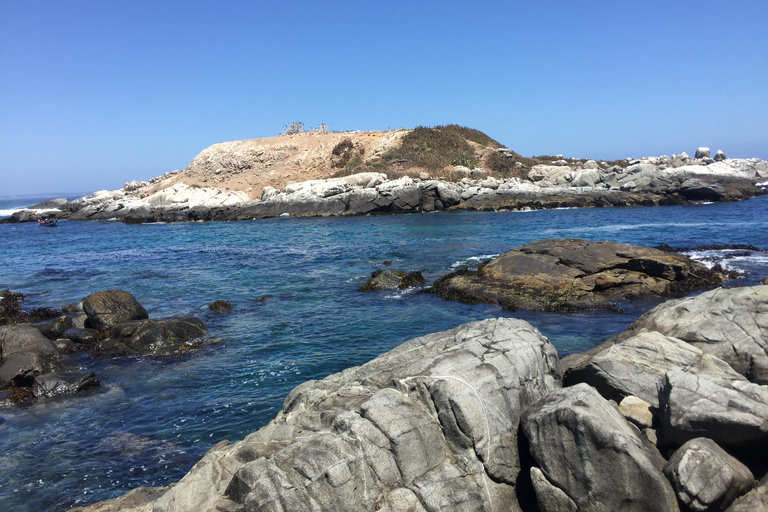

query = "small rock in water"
[358,269,425,292]
[253,295,272,302]
[208,300,232,313]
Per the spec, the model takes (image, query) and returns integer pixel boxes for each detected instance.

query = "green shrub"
[381,126,478,171]
[331,138,355,168]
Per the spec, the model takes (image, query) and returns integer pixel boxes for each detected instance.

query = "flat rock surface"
[428,238,721,311]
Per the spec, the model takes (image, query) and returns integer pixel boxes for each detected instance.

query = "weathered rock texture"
[428,238,721,311]
[725,473,768,512]
[564,331,732,408]
[522,383,679,512]
[608,285,768,384]
[76,318,562,512]
[663,437,755,512]
[660,362,768,449]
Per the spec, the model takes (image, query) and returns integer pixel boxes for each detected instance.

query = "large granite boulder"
[608,285,768,384]
[522,383,679,512]
[663,438,755,512]
[83,290,149,330]
[428,239,721,311]
[564,331,731,408]
[660,362,768,449]
[100,318,561,512]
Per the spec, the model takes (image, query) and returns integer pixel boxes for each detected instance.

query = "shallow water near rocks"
[1,196,767,511]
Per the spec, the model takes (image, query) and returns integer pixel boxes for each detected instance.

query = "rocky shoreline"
[0,290,210,407]
[3,152,767,225]
[69,283,768,512]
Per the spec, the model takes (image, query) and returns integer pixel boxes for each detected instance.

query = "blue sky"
[2,1,767,195]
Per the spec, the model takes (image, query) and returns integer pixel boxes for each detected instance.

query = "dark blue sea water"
[1,197,767,511]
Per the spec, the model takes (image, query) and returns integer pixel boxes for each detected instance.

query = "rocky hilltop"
[2,127,767,224]
[70,284,768,512]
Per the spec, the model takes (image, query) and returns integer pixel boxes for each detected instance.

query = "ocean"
[1,196,767,511]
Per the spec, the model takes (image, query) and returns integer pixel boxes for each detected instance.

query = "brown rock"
[428,239,720,311]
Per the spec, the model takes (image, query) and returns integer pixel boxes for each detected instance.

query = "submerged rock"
[106,318,208,356]
[32,371,100,398]
[208,300,232,313]
[427,238,721,311]
[358,269,426,292]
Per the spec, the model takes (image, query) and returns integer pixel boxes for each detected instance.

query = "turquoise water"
[1,197,767,511]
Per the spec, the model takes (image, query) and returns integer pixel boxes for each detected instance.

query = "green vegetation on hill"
[381,125,491,171]
[330,124,531,181]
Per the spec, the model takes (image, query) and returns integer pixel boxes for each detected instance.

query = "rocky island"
[2,126,767,224]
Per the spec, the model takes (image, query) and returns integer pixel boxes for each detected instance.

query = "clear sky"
[2,0,767,196]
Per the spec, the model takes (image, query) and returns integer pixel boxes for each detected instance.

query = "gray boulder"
[725,473,768,512]
[696,147,711,159]
[83,290,149,330]
[63,327,101,345]
[522,383,679,512]
[565,331,723,408]
[660,362,768,449]
[609,286,768,384]
[663,438,754,512]
[139,318,562,512]
[34,315,75,340]
[529,466,577,512]
[714,150,727,162]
